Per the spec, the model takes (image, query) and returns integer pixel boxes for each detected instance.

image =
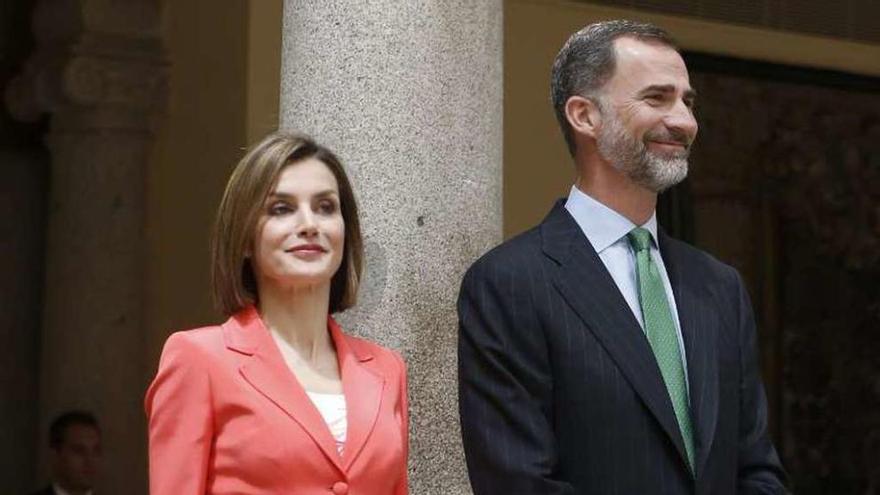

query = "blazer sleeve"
[145,332,214,495]
[457,257,575,495]
[731,269,790,494]
[394,351,410,495]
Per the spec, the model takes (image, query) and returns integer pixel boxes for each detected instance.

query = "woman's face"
[252,158,345,292]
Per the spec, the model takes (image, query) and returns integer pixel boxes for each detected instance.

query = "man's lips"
[649,140,688,148]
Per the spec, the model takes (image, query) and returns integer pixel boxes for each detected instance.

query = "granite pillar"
[5,1,167,493]
[280,2,503,493]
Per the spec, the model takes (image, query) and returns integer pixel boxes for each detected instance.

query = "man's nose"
[83,449,101,468]
[664,100,698,141]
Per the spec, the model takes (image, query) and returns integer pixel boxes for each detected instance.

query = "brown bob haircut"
[211,131,363,316]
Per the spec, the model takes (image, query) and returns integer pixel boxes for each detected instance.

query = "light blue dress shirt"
[564,186,690,391]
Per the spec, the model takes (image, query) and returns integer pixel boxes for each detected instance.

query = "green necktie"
[628,227,695,472]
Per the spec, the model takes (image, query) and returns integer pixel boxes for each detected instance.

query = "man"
[30,411,101,495]
[457,20,787,494]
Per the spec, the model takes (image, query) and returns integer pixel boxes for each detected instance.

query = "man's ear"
[564,95,602,140]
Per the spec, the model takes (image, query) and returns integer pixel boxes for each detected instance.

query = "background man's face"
[52,424,101,491]
[595,36,698,192]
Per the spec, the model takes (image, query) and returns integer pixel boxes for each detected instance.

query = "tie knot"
[627,227,653,253]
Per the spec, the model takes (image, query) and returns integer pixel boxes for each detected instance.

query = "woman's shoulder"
[341,332,406,373]
[159,322,227,362]
[343,333,400,357]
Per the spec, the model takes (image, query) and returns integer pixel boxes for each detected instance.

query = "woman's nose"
[297,210,319,236]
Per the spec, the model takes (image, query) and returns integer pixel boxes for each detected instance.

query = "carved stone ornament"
[4,0,168,131]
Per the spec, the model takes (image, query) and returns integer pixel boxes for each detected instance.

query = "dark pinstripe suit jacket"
[458,201,787,495]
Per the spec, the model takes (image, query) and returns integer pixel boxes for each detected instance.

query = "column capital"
[5,0,168,131]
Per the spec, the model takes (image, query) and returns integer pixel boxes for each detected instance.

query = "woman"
[146,132,408,494]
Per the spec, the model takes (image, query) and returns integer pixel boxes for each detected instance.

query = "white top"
[564,186,690,392]
[306,391,347,454]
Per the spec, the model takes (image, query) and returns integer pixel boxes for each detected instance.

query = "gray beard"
[596,113,690,193]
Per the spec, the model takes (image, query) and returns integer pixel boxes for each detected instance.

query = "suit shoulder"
[159,324,225,363]
[166,324,224,346]
[663,236,743,294]
[465,225,542,275]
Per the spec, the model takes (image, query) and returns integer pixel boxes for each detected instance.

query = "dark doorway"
[658,52,880,494]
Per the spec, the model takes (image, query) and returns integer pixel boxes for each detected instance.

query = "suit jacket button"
[332,481,349,495]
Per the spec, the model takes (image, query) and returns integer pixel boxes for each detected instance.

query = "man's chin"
[633,158,689,192]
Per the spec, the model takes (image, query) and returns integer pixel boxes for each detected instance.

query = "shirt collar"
[53,483,93,495]
[564,185,658,252]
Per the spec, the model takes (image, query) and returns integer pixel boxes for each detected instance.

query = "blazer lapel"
[660,232,720,478]
[541,201,690,468]
[224,306,345,473]
[327,317,385,471]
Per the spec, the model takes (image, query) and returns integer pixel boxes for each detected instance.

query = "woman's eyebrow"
[267,189,339,199]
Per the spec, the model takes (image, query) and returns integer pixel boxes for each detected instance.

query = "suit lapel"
[660,232,720,478]
[541,201,690,468]
[224,307,345,473]
[327,317,385,471]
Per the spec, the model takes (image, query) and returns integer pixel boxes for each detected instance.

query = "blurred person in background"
[30,410,101,495]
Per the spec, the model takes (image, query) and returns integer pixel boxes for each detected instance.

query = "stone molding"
[5,1,167,131]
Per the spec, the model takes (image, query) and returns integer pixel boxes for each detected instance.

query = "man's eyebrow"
[638,84,697,100]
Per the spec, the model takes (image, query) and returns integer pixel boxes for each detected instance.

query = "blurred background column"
[280,1,502,493]
[5,0,168,492]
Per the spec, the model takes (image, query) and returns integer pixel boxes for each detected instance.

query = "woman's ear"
[564,95,603,140]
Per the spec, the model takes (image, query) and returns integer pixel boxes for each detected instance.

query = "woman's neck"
[257,281,333,363]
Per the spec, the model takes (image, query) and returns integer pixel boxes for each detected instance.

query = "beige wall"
[503,0,880,238]
[147,1,248,364]
[147,1,282,366]
[246,0,283,145]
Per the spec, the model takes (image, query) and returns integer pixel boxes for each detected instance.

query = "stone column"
[280,2,502,493]
[5,1,167,493]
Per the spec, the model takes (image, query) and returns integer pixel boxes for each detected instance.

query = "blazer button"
[331,481,349,495]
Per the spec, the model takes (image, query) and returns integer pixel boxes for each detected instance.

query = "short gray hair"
[550,20,678,156]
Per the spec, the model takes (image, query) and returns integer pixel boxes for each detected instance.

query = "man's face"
[594,37,698,192]
[52,424,101,492]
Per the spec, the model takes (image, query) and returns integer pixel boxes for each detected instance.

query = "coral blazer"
[145,306,408,495]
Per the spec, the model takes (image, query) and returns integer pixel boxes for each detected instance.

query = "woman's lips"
[287,244,327,256]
